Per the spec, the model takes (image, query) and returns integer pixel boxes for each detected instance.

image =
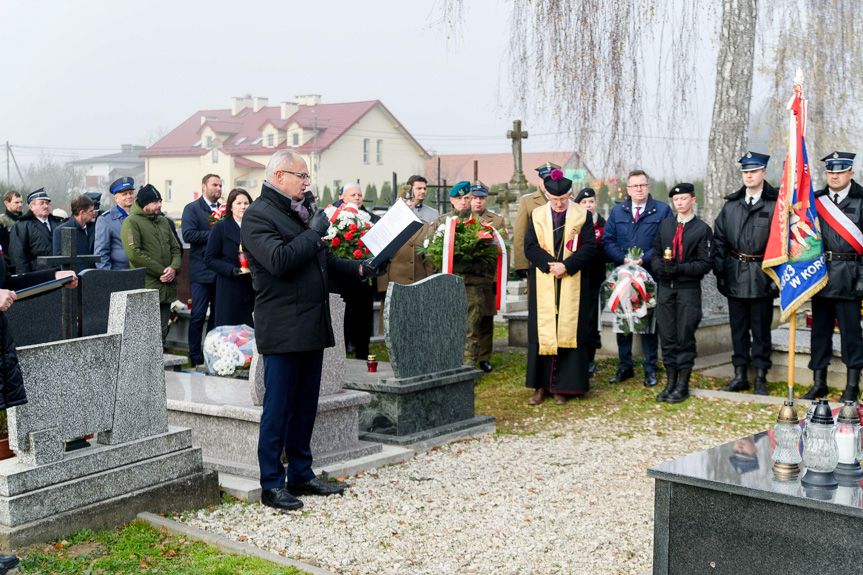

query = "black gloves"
[854,277,863,299]
[231,267,242,277]
[663,261,678,277]
[309,210,330,236]
[768,281,780,298]
[515,269,528,279]
[362,259,389,278]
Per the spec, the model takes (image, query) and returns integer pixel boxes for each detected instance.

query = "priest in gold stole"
[523,169,597,405]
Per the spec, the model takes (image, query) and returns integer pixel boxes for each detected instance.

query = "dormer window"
[206,136,213,148]
[267,134,274,147]
[292,133,299,146]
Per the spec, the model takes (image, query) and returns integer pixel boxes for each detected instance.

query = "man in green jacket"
[121,184,181,345]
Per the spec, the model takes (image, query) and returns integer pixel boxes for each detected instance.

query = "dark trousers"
[258,350,324,490]
[588,286,602,350]
[657,286,702,371]
[342,281,374,360]
[189,281,216,361]
[809,296,863,370]
[159,303,171,348]
[617,332,658,374]
[727,296,773,369]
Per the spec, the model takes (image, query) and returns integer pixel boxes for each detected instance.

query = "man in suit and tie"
[10,188,64,272]
[182,174,223,366]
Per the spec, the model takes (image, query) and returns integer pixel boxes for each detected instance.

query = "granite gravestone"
[5,290,62,347]
[0,289,218,548]
[344,274,495,446]
[78,268,146,336]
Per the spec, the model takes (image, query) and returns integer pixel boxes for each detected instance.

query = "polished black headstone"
[78,268,146,336]
[5,289,63,346]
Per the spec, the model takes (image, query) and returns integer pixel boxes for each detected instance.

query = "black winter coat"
[52,217,96,273]
[652,215,713,289]
[205,217,254,328]
[712,181,778,299]
[815,180,863,300]
[241,183,362,354]
[0,260,56,409]
[182,197,217,284]
[590,213,608,289]
[10,212,64,273]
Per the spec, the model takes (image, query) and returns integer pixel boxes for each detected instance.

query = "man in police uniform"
[713,152,778,396]
[802,152,863,402]
[468,181,507,373]
[513,163,555,278]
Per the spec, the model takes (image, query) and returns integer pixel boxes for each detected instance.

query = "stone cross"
[499,119,530,228]
[37,227,100,339]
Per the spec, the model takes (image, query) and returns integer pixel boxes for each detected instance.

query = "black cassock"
[524,207,596,395]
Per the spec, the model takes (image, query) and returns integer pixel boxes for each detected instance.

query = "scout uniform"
[652,183,713,403]
[574,187,607,376]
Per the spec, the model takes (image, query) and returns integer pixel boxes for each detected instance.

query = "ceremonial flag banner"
[763,84,828,320]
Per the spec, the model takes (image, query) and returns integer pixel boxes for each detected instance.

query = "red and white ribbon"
[491,228,508,310]
[441,217,457,275]
[607,269,647,312]
[815,196,863,254]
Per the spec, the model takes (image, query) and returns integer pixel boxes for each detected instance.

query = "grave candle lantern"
[772,400,802,480]
[237,244,251,275]
[801,399,839,489]
[367,354,378,373]
[833,401,863,481]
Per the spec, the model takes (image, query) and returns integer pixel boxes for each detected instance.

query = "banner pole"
[788,311,796,401]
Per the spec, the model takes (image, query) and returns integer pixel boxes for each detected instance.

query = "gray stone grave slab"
[78,268,146,336]
[649,430,863,574]
[5,289,62,347]
[344,273,494,446]
[0,288,218,550]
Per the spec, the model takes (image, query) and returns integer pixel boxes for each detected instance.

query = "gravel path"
[180,418,750,574]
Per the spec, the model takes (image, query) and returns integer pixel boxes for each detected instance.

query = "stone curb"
[689,387,844,409]
[137,512,337,575]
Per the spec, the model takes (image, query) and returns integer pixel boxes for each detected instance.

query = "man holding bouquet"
[602,170,672,387]
[523,170,597,404]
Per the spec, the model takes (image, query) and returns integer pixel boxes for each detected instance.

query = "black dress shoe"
[643,373,658,387]
[479,361,493,373]
[261,487,303,511]
[588,361,596,377]
[610,367,634,384]
[287,477,345,497]
[0,553,17,570]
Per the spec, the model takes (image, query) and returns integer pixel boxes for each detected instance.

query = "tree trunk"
[704,0,758,225]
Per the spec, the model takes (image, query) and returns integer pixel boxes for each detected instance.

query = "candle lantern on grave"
[801,399,839,489]
[832,401,863,481]
[772,400,802,480]
[237,243,251,275]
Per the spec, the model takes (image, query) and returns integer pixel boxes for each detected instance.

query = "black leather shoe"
[610,368,634,384]
[656,368,678,402]
[261,488,303,511]
[720,365,750,392]
[479,361,493,373]
[802,368,829,400]
[666,369,691,403]
[587,361,596,377]
[753,368,769,396]
[644,373,658,387]
[0,553,18,570]
[287,477,345,497]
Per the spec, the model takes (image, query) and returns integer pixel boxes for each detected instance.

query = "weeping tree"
[437,0,863,223]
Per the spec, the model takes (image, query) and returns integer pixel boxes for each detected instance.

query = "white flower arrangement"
[203,325,255,377]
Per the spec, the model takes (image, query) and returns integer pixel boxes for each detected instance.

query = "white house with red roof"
[142,95,429,216]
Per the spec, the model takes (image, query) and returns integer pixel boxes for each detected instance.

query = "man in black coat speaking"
[242,150,387,512]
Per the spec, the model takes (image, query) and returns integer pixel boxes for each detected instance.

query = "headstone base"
[165,371,381,481]
[344,364,496,448]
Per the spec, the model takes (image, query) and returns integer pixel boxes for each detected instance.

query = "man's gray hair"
[340,182,361,195]
[266,150,303,182]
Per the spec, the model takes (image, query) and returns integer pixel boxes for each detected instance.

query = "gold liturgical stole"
[531,203,586,355]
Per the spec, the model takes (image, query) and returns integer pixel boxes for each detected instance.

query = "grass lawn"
[18,520,308,575]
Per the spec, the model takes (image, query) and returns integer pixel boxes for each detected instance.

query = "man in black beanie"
[121,184,182,345]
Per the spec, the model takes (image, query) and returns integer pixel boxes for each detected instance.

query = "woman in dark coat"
[575,187,608,376]
[524,171,597,405]
[205,188,255,328]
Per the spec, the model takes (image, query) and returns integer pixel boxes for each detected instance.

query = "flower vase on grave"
[832,402,863,481]
[801,399,839,489]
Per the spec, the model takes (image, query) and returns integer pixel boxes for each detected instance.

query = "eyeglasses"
[627,184,650,190]
[548,195,571,203]
[279,170,310,181]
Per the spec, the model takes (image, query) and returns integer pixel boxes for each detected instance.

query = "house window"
[376,140,383,164]
[267,134,274,148]
[206,136,213,148]
[165,180,173,201]
[292,133,299,146]
[237,179,257,189]
[212,147,218,162]
[363,139,370,163]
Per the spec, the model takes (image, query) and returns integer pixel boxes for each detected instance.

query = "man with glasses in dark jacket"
[242,150,388,512]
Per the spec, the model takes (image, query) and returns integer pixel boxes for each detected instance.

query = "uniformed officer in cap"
[94,176,136,270]
[712,151,778,396]
[84,192,104,220]
[513,163,555,278]
[575,187,607,376]
[467,181,508,373]
[802,151,863,402]
[9,188,63,273]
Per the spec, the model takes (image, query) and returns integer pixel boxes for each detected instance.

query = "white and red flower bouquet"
[204,325,255,376]
[320,203,373,260]
[600,248,657,335]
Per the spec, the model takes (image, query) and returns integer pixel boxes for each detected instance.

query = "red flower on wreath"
[365,223,371,229]
[364,248,370,255]
[480,221,494,229]
[344,231,354,241]
[465,218,477,225]
[476,230,493,240]
[358,239,365,248]
[353,249,363,259]
[331,237,341,247]
[349,223,358,233]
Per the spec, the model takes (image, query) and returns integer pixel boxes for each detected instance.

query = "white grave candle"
[836,426,858,464]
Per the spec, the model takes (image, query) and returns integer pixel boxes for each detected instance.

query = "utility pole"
[7,144,24,187]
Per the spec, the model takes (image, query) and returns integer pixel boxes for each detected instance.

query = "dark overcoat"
[182,196,217,284]
[10,212,64,273]
[815,180,863,300]
[712,181,778,298]
[52,217,96,272]
[204,217,255,328]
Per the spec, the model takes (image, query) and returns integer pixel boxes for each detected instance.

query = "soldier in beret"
[712,152,778,396]
[802,152,863,402]
[652,183,713,403]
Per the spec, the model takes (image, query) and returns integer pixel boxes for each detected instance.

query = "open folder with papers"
[361,199,424,266]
